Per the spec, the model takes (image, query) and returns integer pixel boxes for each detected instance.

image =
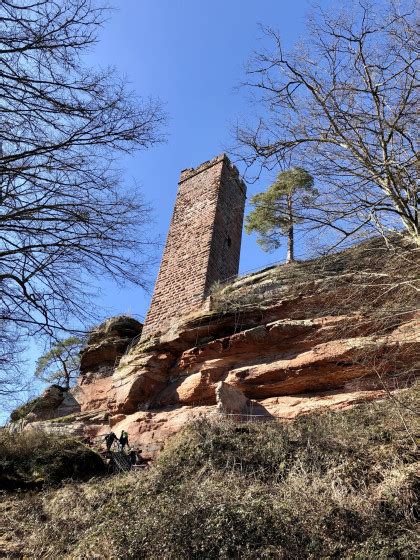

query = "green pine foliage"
[35,337,84,389]
[245,167,316,261]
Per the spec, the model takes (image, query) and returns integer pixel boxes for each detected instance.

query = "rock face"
[77,315,142,412]
[14,238,420,457]
[80,315,143,376]
[10,385,80,424]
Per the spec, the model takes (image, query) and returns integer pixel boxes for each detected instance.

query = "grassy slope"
[0,432,105,490]
[1,385,418,559]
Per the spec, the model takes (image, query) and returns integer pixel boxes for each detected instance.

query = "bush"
[210,236,419,339]
[0,430,105,489]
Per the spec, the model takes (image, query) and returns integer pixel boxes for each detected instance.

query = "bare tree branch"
[234,0,419,247]
[0,0,166,399]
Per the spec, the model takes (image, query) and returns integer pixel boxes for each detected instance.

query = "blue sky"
[5,0,316,420]
[93,0,311,322]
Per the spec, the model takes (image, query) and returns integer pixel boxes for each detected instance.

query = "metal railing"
[110,450,132,473]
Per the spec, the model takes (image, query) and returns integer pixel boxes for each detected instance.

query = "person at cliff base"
[119,430,129,451]
[104,432,118,452]
[129,449,150,467]
[129,449,139,465]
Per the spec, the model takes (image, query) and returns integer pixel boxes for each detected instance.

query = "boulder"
[77,315,143,412]
[10,385,80,423]
[79,315,142,378]
[215,381,249,414]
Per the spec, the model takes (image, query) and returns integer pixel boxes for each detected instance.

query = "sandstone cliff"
[13,237,419,457]
[76,315,142,412]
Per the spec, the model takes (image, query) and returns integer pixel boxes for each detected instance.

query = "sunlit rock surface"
[15,238,419,457]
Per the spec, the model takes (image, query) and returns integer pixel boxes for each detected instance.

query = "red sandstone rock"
[215,381,249,414]
[76,377,114,413]
[15,239,419,458]
[27,388,399,458]
[10,385,80,424]
[75,315,143,413]
[111,351,176,413]
[79,315,142,377]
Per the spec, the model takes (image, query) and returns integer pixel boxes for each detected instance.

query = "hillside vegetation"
[1,385,418,559]
[210,237,419,330]
[0,431,105,491]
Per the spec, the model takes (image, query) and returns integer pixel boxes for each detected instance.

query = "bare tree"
[0,0,165,361]
[0,322,28,398]
[235,0,418,247]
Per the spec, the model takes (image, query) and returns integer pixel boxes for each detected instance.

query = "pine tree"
[35,337,84,390]
[245,168,316,263]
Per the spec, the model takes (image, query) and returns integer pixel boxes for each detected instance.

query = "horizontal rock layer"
[18,238,420,456]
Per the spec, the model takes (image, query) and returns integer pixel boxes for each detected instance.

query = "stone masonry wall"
[205,159,246,292]
[141,154,246,340]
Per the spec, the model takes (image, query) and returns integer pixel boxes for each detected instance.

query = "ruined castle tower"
[141,154,246,340]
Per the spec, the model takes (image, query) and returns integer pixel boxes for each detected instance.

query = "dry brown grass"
[1,384,418,559]
[210,236,419,333]
[0,430,105,490]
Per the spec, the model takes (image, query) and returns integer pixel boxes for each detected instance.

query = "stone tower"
[141,154,246,340]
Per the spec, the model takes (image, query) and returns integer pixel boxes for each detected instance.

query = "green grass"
[2,385,419,559]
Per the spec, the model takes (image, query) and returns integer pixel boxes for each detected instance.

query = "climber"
[104,431,118,452]
[119,430,129,451]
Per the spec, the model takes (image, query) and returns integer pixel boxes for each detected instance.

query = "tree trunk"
[60,358,70,390]
[286,195,294,263]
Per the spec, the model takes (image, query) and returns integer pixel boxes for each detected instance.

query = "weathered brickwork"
[141,154,246,340]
